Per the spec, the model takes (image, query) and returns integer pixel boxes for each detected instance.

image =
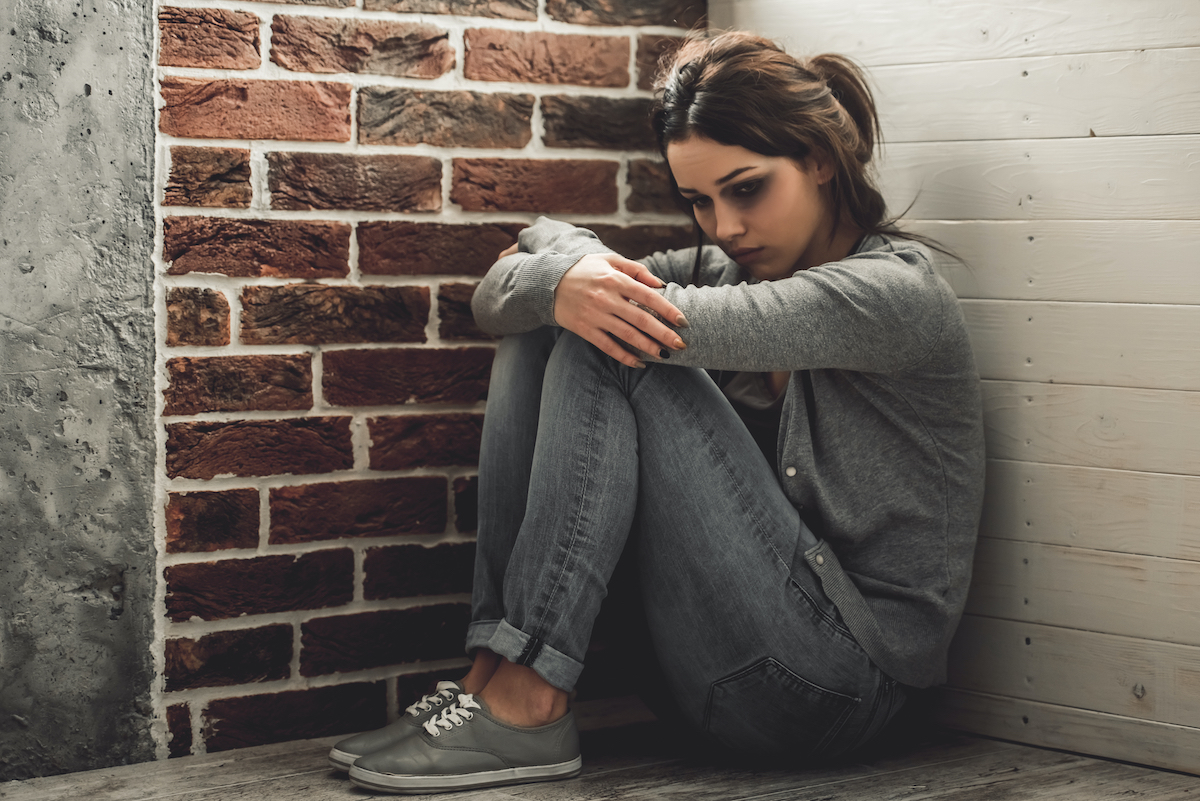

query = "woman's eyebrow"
[677,166,757,194]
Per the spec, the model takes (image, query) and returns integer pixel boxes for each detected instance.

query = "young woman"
[334,31,986,794]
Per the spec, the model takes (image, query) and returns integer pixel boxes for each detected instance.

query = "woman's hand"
[553,253,688,368]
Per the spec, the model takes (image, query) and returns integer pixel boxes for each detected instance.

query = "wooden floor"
[2,720,1197,801]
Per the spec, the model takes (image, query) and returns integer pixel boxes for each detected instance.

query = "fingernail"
[634,361,647,369]
[673,337,686,350]
[659,348,670,360]
[676,314,689,328]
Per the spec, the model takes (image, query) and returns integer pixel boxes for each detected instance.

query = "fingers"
[611,257,665,289]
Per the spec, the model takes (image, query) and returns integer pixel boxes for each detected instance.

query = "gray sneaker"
[327,680,462,771]
[348,694,582,794]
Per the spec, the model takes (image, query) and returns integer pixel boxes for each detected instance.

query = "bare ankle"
[477,659,568,728]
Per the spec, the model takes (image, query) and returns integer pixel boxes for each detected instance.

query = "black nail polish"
[659,348,670,359]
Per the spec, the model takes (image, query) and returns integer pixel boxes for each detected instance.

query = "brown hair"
[650,32,934,283]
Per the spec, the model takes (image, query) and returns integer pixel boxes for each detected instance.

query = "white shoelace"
[422,694,482,736]
[404,681,459,718]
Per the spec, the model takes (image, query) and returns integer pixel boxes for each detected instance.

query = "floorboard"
[1,721,1196,801]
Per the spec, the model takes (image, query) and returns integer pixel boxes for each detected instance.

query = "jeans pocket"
[703,656,860,760]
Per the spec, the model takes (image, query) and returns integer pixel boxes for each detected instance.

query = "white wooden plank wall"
[711,0,1200,775]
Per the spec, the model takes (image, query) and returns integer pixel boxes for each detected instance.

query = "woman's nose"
[714,203,746,242]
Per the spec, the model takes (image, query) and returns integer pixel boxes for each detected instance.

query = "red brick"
[240,285,429,345]
[159,77,351,141]
[163,217,350,279]
[452,158,618,214]
[627,158,682,214]
[323,348,493,407]
[166,287,230,347]
[159,7,259,70]
[166,489,260,554]
[164,355,313,416]
[585,223,695,259]
[271,17,453,78]
[167,704,192,758]
[203,683,385,753]
[364,0,535,18]
[453,476,477,533]
[358,221,524,277]
[368,414,483,471]
[165,625,293,691]
[359,88,532,148]
[637,34,683,91]
[464,29,628,87]
[437,282,492,341]
[166,417,353,479]
[300,604,469,676]
[165,146,251,208]
[364,542,475,601]
[268,152,441,212]
[257,0,353,6]
[541,96,655,151]
[165,549,354,622]
[269,477,448,544]
[547,0,705,27]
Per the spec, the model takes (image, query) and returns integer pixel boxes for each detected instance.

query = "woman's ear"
[810,153,836,185]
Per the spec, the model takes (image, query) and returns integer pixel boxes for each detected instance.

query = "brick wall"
[153,0,702,758]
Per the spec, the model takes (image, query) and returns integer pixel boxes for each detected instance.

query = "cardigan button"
[784,466,797,477]
[815,554,825,566]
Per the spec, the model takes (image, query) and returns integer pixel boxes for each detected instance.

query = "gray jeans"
[467,328,906,760]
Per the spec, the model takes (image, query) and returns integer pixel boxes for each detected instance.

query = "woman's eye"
[733,180,762,198]
[688,196,711,209]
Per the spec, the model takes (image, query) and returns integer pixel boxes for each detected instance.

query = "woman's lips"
[728,246,765,264]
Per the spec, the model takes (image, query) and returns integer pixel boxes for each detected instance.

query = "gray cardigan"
[472,217,986,688]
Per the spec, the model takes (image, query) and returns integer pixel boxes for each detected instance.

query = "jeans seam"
[531,354,604,641]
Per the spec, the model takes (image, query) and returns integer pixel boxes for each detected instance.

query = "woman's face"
[667,135,836,280]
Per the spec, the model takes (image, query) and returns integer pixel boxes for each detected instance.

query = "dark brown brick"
[452,158,618,214]
[359,88,532,148]
[167,704,192,758]
[163,217,350,279]
[165,146,251,209]
[159,7,259,70]
[159,78,351,141]
[269,477,448,544]
[269,152,441,212]
[358,221,524,277]
[586,224,695,260]
[547,0,705,27]
[203,682,385,753]
[166,287,230,347]
[166,489,260,554]
[166,550,354,622]
[364,542,475,600]
[437,283,492,341]
[627,158,681,214]
[165,625,293,691]
[453,476,477,534]
[324,348,493,407]
[364,0,535,19]
[270,17,453,78]
[300,604,469,676]
[164,355,313,416]
[166,417,353,480]
[368,414,483,471]
[542,96,655,151]
[464,29,628,87]
[637,34,683,91]
[240,285,429,345]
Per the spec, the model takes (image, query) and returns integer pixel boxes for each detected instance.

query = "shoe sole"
[348,756,583,794]
[328,748,359,772]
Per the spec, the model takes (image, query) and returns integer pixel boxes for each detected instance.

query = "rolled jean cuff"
[465,619,501,655]
[485,619,584,692]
